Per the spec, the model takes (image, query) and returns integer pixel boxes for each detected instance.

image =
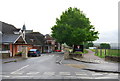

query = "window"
[2,44,10,51]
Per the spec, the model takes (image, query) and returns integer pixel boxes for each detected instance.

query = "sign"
[73,45,84,52]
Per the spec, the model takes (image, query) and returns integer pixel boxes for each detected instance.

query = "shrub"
[74,51,83,54]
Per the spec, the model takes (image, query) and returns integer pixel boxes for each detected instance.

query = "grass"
[95,49,120,58]
[83,49,88,54]
[90,49,96,52]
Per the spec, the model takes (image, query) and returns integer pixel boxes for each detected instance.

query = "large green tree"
[51,7,99,46]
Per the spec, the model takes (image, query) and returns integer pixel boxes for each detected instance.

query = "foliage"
[51,7,99,46]
[90,49,96,52]
[100,43,111,49]
[16,52,22,56]
[84,42,94,49]
[74,51,83,54]
[95,49,120,58]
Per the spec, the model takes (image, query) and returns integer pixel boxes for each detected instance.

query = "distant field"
[91,49,120,58]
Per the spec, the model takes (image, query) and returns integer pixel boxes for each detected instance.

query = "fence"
[95,49,119,58]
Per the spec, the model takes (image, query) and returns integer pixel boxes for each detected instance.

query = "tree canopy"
[100,43,111,49]
[51,7,99,46]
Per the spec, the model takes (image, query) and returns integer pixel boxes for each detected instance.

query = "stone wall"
[105,56,120,62]
[2,53,10,58]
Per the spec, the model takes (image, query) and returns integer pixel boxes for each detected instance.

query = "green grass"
[95,49,120,58]
[90,49,96,52]
[83,49,88,54]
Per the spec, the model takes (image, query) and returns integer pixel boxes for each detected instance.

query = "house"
[1,21,27,58]
[44,34,61,53]
[25,32,45,53]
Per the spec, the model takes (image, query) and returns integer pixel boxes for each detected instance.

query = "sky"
[0,0,119,44]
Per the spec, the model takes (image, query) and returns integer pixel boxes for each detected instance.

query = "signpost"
[73,45,84,53]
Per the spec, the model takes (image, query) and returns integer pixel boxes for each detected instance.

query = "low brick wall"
[105,56,120,62]
[64,52,83,60]
[69,53,83,58]
[2,53,10,58]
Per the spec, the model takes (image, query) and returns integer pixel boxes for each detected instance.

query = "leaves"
[51,7,99,46]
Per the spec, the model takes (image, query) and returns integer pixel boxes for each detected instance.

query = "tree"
[51,7,99,46]
[100,43,111,49]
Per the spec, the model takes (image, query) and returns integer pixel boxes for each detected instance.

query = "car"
[54,50,61,52]
[28,49,41,57]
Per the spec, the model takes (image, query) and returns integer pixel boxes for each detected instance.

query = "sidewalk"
[72,49,120,73]
[2,56,26,64]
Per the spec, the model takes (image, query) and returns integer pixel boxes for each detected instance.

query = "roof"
[45,34,55,40]
[1,21,19,34]
[2,34,20,43]
[25,32,45,45]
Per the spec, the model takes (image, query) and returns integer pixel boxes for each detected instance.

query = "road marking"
[59,72,71,76]
[11,72,24,74]
[11,65,29,74]
[2,75,10,78]
[108,73,119,76]
[75,72,87,76]
[76,76,94,79]
[43,72,55,76]
[94,77,117,79]
[26,72,39,75]
[92,73,104,76]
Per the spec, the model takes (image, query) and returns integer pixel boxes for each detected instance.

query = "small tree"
[51,7,99,46]
[100,43,111,49]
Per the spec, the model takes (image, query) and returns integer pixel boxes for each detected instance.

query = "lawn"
[94,49,120,58]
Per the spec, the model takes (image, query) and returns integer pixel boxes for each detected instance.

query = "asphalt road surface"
[2,53,119,79]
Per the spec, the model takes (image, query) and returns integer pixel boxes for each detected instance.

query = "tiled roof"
[1,21,19,34]
[2,34,20,43]
[25,32,45,45]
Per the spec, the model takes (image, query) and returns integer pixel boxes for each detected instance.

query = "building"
[25,32,45,53]
[44,34,61,53]
[1,21,26,58]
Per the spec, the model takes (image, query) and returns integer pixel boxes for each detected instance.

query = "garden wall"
[105,56,120,62]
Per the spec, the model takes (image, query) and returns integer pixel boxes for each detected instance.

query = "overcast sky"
[0,0,119,43]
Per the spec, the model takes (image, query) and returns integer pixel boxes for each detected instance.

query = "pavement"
[71,49,120,73]
[2,56,27,64]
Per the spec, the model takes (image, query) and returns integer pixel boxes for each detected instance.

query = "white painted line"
[92,73,104,76]
[26,72,39,75]
[43,72,55,76]
[12,76,34,78]
[59,72,71,76]
[75,72,87,76]
[108,73,119,76]
[2,75,10,77]
[94,77,117,79]
[11,65,29,74]
[77,76,94,79]
[11,72,23,75]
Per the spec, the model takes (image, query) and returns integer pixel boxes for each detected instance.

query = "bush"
[16,52,22,56]
[74,51,83,54]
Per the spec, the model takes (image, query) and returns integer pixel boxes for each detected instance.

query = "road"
[2,53,119,79]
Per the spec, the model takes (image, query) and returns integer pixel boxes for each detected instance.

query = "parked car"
[54,50,61,52]
[28,49,41,57]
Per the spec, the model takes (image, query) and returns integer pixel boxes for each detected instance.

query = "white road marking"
[2,75,10,77]
[59,72,71,76]
[94,77,118,79]
[108,73,119,76]
[92,73,104,76]
[11,72,24,74]
[11,65,29,74]
[26,72,39,75]
[75,72,87,76]
[43,72,55,76]
[76,76,94,79]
